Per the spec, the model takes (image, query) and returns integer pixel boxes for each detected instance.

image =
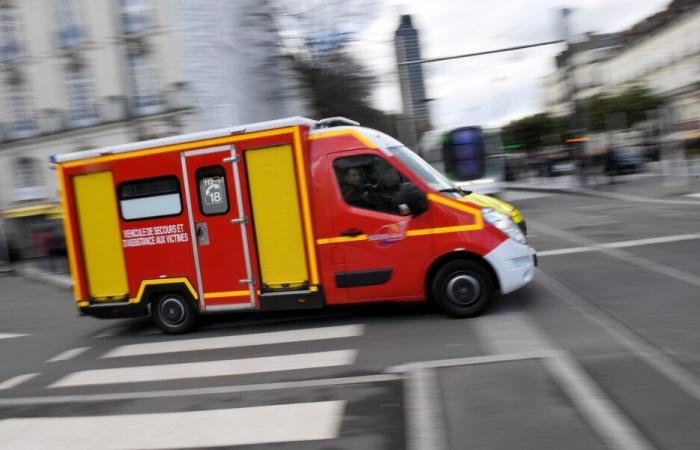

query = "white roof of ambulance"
[51,116,320,164]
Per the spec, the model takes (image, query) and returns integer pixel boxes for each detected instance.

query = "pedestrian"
[6,234,19,275]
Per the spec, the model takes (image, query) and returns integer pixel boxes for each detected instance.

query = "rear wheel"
[152,293,196,334]
[431,260,495,318]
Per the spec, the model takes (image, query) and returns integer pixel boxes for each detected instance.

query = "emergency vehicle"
[52,117,536,334]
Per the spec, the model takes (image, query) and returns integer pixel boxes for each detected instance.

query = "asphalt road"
[1,189,699,449]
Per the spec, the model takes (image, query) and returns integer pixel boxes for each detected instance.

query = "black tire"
[431,259,495,318]
[152,293,196,334]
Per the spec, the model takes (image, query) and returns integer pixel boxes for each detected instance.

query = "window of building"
[66,65,97,125]
[118,176,182,220]
[0,5,22,62]
[196,166,229,216]
[128,51,163,114]
[333,155,405,214]
[55,0,85,48]
[13,157,40,189]
[5,76,37,138]
[120,0,153,34]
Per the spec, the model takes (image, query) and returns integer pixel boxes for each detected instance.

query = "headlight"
[481,207,527,245]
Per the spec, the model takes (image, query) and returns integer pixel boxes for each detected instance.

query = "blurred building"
[601,1,700,136]
[394,14,431,147]
[0,0,308,258]
[542,33,624,117]
[542,1,700,144]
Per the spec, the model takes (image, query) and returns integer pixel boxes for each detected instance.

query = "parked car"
[605,149,644,175]
[547,160,576,177]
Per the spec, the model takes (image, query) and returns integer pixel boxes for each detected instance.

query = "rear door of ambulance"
[71,171,129,302]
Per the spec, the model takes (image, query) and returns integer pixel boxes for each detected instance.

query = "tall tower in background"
[394,14,431,145]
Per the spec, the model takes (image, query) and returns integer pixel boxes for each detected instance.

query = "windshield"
[388,145,460,194]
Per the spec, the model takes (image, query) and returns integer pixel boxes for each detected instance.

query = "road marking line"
[102,324,365,358]
[542,352,655,450]
[471,309,553,354]
[390,350,654,450]
[538,233,700,257]
[50,349,357,388]
[405,367,448,450]
[0,373,39,390]
[0,333,29,340]
[537,270,700,404]
[90,327,124,339]
[532,220,700,288]
[0,401,345,449]
[46,347,91,363]
[684,192,700,198]
[0,374,399,406]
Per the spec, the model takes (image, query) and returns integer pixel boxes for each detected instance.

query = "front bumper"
[483,239,536,294]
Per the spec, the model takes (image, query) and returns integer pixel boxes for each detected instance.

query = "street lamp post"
[561,7,588,187]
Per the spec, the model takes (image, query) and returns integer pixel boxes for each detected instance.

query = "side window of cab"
[333,155,405,214]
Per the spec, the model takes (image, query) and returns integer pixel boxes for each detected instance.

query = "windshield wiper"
[439,187,472,195]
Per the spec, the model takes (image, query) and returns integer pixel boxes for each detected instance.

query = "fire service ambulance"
[52,117,536,333]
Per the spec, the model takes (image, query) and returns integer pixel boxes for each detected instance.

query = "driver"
[341,167,373,208]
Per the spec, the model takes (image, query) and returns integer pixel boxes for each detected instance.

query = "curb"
[16,265,72,290]
[508,184,700,205]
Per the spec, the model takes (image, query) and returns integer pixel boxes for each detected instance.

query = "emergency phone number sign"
[122,223,189,248]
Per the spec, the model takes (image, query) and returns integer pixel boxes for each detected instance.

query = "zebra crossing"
[0,306,661,449]
[0,323,372,449]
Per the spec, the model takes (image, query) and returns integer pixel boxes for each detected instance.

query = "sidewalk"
[507,170,700,205]
[4,261,73,290]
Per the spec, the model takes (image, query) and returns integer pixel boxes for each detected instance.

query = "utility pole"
[560,7,588,187]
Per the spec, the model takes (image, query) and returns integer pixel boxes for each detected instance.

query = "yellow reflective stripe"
[308,129,376,148]
[78,301,89,307]
[61,127,299,169]
[57,165,84,302]
[129,277,198,304]
[293,128,319,285]
[204,290,249,299]
[427,192,482,216]
[406,224,483,237]
[316,235,369,245]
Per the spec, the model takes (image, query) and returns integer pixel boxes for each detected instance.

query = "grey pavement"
[507,165,700,204]
[3,182,700,448]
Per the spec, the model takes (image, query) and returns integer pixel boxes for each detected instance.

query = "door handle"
[195,222,209,245]
[341,228,364,237]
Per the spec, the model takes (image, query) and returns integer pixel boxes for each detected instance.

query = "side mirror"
[396,182,428,217]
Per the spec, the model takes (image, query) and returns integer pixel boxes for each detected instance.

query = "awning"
[1,203,63,219]
[664,129,700,142]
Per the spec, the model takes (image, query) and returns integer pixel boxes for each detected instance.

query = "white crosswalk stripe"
[0,374,39,390]
[0,401,345,449]
[102,324,364,358]
[51,349,358,388]
[0,333,29,340]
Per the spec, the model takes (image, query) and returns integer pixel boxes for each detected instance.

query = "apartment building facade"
[0,0,307,254]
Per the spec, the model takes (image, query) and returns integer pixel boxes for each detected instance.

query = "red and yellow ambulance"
[52,117,536,333]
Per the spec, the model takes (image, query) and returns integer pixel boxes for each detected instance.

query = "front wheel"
[152,293,196,334]
[431,260,495,318]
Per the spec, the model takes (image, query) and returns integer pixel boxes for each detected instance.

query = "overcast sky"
[349,0,670,130]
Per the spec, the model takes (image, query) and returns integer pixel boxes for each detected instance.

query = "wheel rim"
[446,274,481,306]
[160,297,186,326]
